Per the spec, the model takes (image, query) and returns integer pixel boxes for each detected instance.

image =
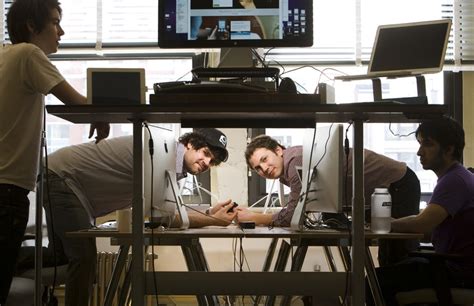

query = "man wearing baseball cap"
[16,128,233,306]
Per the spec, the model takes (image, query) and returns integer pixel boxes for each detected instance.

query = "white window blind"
[1,0,474,65]
[453,0,474,64]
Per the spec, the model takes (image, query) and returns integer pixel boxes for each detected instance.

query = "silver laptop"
[336,19,451,81]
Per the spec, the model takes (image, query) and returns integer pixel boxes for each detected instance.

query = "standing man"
[0,0,108,304]
[372,117,474,305]
[240,135,421,265]
[40,128,235,306]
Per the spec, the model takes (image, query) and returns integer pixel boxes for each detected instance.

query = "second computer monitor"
[143,125,184,227]
[303,123,344,214]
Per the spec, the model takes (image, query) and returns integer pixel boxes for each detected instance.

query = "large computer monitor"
[143,125,189,229]
[291,123,344,230]
[158,0,313,48]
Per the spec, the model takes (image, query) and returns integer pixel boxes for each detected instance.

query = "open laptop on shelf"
[335,19,451,81]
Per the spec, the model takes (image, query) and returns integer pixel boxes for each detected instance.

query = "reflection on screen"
[159,0,313,48]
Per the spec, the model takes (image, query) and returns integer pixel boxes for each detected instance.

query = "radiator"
[90,252,120,306]
[89,251,157,306]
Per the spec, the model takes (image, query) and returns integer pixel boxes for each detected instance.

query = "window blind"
[1,0,473,65]
[453,0,474,64]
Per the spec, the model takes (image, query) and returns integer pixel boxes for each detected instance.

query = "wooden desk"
[69,226,422,305]
[48,100,446,306]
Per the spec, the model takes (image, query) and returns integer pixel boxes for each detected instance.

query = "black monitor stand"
[372,75,428,104]
[219,47,255,68]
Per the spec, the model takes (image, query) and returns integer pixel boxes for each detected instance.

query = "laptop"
[87,68,146,105]
[335,19,451,81]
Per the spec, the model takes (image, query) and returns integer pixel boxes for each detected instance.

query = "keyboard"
[191,67,280,79]
[153,82,268,94]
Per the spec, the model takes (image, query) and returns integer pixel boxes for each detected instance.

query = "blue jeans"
[0,184,29,304]
[43,171,97,306]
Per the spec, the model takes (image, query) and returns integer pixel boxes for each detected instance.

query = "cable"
[341,121,353,306]
[43,106,59,306]
[143,122,160,306]
[388,121,417,138]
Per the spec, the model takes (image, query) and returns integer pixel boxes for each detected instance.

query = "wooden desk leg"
[193,242,220,306]
[323,246,338,272]
[338,246,352,271]
[265,240,291,306]
[280,245,308,306]
[181,245,209,306]
[365,247,385,306]
[254,238,279,306]
[104,245,130,306]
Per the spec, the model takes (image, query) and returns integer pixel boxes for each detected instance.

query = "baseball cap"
[195,128,229,162]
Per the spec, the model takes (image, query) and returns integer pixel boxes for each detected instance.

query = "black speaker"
[278,77,297,94]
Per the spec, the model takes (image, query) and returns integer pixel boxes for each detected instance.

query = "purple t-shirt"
[430,163,474,274]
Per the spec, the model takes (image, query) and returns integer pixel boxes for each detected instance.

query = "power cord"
[143,122,160,306]
[341,121,353,306]
[42,106,59,306]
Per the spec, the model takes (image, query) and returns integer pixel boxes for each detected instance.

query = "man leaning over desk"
[238,135,421,266]
[21,128,237,306]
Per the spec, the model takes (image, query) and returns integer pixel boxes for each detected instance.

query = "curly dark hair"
[178,131,227,166]
[244,135,285,168]
[7,0,62,44]
[416,116,465,161]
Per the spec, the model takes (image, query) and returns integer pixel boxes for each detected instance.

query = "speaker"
[278,77,297,94]
[317,83,335,104]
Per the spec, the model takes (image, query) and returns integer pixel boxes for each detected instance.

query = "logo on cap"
[219,135,227,147]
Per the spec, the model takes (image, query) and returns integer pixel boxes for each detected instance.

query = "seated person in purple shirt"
[370,117,474,305]
[239,135,421,266]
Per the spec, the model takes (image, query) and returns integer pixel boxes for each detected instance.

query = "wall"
[463,72,474,167]
[211,128,248,205]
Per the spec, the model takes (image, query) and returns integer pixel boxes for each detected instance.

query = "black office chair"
[6,232,68,306]
[395,250,474,305]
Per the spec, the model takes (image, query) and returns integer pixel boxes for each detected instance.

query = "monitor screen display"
[158,0,313,48]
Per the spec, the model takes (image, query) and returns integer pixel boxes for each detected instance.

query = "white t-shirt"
[48,136,134,219]
[0,43,64,191]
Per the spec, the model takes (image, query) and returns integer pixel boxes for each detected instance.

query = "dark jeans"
[43,171,96,306]
[378,167,421,266]
[0,184,29,304]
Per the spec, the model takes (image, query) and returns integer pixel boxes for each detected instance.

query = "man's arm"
[50,81,110,142]
[237,208,273,226]
[391,203,449,233]
[171,201,237,228]
[50,80,87,105]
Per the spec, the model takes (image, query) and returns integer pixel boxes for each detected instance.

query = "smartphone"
[229,202,239,213]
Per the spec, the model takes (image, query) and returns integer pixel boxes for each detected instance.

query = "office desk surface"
[69,226,423,240]
[46,102,447,127]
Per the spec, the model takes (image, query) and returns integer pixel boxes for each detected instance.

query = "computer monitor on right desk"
[291,123,344,230]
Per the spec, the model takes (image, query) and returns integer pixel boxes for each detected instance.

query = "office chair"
[397,167,474,305]
[395,249,474,305]
[6,232,68,306]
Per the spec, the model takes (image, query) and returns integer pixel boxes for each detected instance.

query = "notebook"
[335,19,451,81]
